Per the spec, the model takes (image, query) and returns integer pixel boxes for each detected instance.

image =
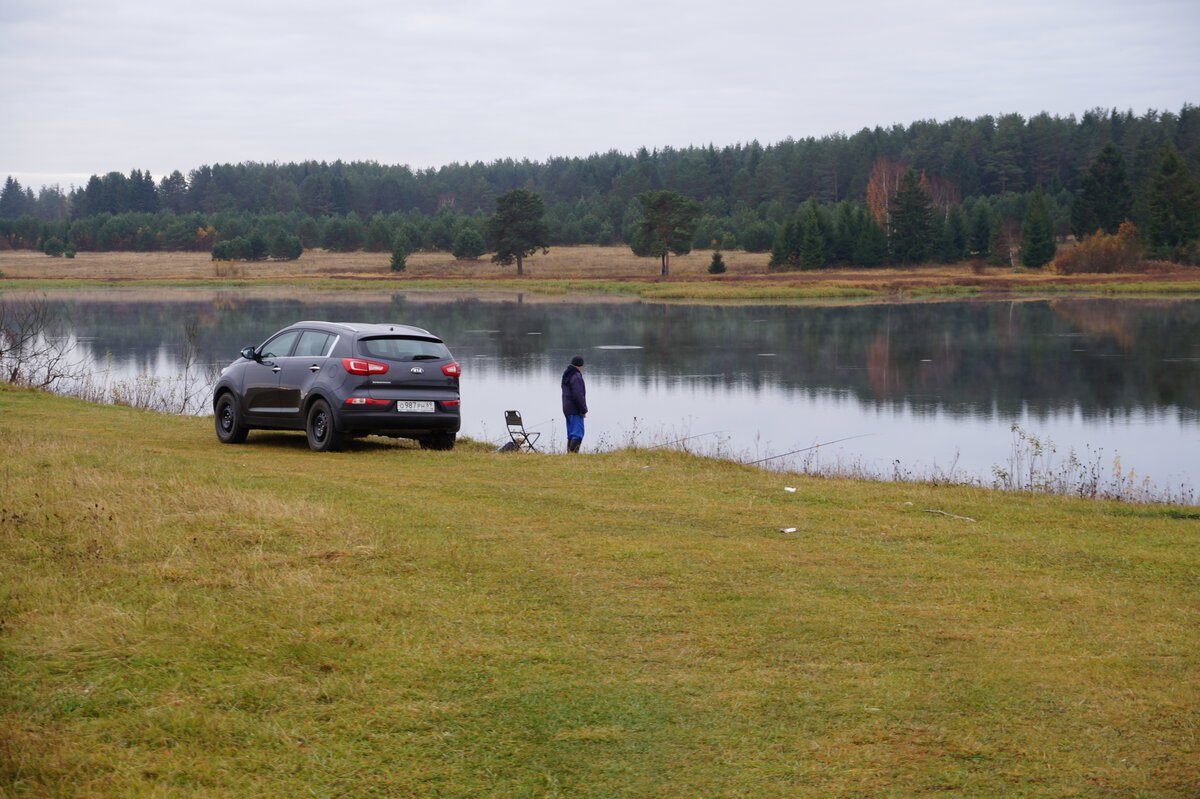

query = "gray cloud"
[3,0,1198,189]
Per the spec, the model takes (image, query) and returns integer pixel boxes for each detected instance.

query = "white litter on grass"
[780,527,797,533]
[784,487,797,492]
[594,344,643,350]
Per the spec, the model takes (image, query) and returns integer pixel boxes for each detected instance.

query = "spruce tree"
[935,205,968,263]
[768,216,802,268]
[797,203,827,269]
[889,169,935,263]
[1071,142,1133,238]
[1021,187,1056,267]
[1145,143,1200,259]
[708,249,726,274]
[968,201,992,257]
[851,217,889,266]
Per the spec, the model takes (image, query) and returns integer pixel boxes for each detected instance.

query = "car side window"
[294,331,333,358]
[260,330,301,359]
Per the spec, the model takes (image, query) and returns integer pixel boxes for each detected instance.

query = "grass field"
[2,383,1198,797]
[3,248,1200,302]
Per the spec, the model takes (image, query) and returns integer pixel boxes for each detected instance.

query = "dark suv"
[212,321,461,452]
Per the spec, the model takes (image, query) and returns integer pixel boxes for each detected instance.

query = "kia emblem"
[410,366,424,374]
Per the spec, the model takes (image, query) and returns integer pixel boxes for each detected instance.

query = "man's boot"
[567,438,581,453]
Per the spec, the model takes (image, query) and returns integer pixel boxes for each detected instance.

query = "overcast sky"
[2,0,1198,190]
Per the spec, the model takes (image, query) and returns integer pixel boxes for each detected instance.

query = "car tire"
[420,432,456,451]
[306,399,343,452]
[214,392,249,444]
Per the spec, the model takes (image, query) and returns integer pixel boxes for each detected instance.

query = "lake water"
[20,289,1200,500]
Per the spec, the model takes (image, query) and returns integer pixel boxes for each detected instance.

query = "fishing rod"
[746,433,876,465]
[647,431,726,450]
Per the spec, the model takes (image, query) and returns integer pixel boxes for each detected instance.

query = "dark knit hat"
[570,355,584,367]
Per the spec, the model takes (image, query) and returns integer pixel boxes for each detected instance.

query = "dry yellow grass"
[4,247,1199,300]
[0,247,770,280]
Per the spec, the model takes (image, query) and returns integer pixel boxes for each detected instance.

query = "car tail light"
[344,397,391,406]
[342,358,389,375]
[441,362,461,378]
[441,400,460,407]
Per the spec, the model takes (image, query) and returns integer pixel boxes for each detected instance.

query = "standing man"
[561,355,587,453]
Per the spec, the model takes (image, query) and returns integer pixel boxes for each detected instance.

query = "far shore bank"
[2,246,1199,302]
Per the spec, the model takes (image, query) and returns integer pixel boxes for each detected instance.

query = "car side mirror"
[240,347,258,360]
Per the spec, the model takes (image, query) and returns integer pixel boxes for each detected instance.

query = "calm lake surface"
[33,289,1200,497]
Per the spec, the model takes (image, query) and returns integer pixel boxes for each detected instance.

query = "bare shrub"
[1051,222,1143,275]
[213,259,244,278]
[0,294,84,389]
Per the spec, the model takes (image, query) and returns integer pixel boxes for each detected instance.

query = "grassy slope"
[1,385,1198,798]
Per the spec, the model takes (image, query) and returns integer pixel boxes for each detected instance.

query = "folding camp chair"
[504,410,541,452]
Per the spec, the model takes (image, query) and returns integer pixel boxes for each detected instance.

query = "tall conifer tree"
[1145,143,1200,259]
[1021,187,1056,267]
[889,169,935,263]
[1071,142,1132,238]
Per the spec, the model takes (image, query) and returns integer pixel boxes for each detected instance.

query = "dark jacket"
[561,364,587,416]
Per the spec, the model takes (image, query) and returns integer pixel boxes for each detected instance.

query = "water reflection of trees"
[53,295,1200,419]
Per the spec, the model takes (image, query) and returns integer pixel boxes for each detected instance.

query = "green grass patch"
[1,384,1198,797]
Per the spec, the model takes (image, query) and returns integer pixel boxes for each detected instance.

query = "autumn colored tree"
[865,157,905,228]
[1052,222,1142,274]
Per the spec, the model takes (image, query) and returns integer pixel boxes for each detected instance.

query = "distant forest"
[2,106,1198,264]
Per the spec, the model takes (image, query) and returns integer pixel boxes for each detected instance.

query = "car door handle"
[309,365,321,372]
[272,366,282,373]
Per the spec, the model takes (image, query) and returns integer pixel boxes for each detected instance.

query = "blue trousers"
[565,414,585,443]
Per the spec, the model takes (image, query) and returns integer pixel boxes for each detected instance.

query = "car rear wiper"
[412,354,440,360]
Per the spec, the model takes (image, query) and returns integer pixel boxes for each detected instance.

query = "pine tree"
[451,227,487,260]
[1021,187,1056,267]
[708,249,726,274]
[487,189,549,276]
[631,190,701,276]
[390,234,409,272]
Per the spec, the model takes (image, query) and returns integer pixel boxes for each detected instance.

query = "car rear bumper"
[334,399,461,434]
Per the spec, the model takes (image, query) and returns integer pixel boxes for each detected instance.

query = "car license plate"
[396,400,435,413]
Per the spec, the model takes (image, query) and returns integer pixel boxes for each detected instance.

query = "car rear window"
[358,336,450,361]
